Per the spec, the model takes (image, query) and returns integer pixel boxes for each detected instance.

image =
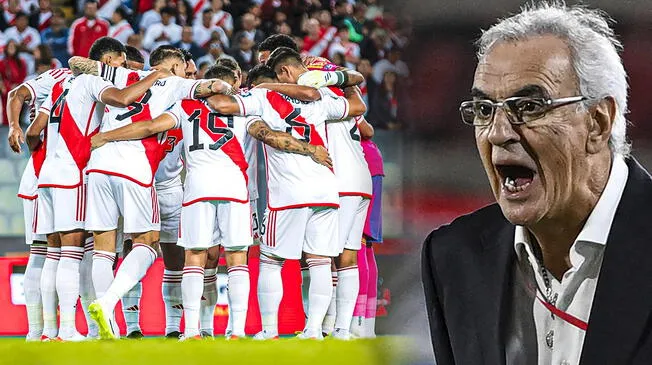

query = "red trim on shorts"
[339,192,373,198]
[267,203,339,211]
[182,196,249,207]
[38,183,83,189]
[86,169,153,187]
[17,194,38,200]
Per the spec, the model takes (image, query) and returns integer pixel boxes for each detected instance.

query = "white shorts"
[178,200,253,251]
[157,185,182,243]
[262,206,339,260]
[36,186,87,234]
[86,173,160,234]
[250,199,261,245]
[21,198,46,244]
[338,196,370,253]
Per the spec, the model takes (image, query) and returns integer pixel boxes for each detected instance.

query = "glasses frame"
[459,95,589,126]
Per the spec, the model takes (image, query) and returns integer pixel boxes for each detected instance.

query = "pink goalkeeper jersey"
[361,139,384,177]
[87,66,200,186]
[233,87,349,210]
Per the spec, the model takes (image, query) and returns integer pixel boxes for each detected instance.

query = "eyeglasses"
[459,96,589,126]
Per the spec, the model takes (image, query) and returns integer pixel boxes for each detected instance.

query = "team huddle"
[10,32,382,342]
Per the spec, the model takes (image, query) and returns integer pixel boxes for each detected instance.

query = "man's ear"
[586,96,616,154]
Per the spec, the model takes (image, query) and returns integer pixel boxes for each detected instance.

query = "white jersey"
[166,99,255,205]
[17,68,72,198]
[87,66,201,187]
[323,88,372,197]
[243,132,258,201]
[38,74,112,188]
[155,127,184,190]
[233,88,350,210]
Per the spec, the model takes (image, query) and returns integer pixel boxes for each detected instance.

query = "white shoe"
[179,334,202,341]
[350,316,365,338]
[331,328,351,340]
[296,328,324,340]
[57,331,88,342]
[25,333,42,342]
[253,330,279,340]
[363,317,376,338]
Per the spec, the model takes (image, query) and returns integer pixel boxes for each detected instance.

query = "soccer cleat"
[56,331,88,342]
[226,333,245,340]
[26,334,42,342]
[296,328,324,340]
[252,330,279,340]
[165,331,182,340]
[40,335,59,342]
[330,328,352,341]
[89,301,116,340]
[178,334,202,341]
[126,330,144,339]
[200,331,214,339]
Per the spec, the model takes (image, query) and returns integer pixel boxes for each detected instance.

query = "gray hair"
[477,1,630,156]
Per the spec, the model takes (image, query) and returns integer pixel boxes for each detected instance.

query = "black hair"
[337,24,349,33]
[202,8,213,15]
[179,48,193,62]
[149,45,184,66]
[266,46,302,72]
[160,6,177,16]
[215,58,240,72]
[125,45,144,64]
[245,64,276,89]
[205,65,236,83]
[15,11,27,20]
[258,34,298,53]
[114,6,129,20]
[88,36,127,61]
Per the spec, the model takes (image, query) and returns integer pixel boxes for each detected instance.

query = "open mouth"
[496,164,535,194]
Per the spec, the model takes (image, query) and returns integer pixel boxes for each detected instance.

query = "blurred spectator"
[28,0,52,32]
[40,8,69,66]
[140,0,170,31]
[275,21,291,36]
[5,12,41,53]
[211,0,233,37]
[330,52,345,68]
[328,25,360,69]
[0,40,27,124]
[365,0,383,21]
[187,0,210,20]
[196,39,235,68]
[360,27,387,64]
[26,44,60,77]
[347,3,366,37]
[232,36,255,71]
[143,7,182,51]
[193,8,229,49]
[368,70,400,130]
[176,0,193,26]
[109,7,134,44]
[196,59,210,78]
[173,26,205,60]
[1,0,24,31]
[231,13,265,48]
[316,9,336,35]
[97,0,124,21]
[68,1,110,57]
[356,58,376,110]
[331,0,352,27]
[20,0,39,14]
[303,17,336,58]
[262,10,286,36]
[372,46,408,84]
[127,33,150,66]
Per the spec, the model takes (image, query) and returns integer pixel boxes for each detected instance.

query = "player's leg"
[365,243,378,338]
[220,201,253,339]
[120,238,144,339]
[79,234,98,339]
[177,200,217,340]
[362,175,383,338]
[299,207,339,340]
[351,237,368,338]
[22,197,47,341]
[158,185,184,339]
[199,246,219,338]
[321,260,337,336]
[332,197,370,340]
[90,177,160,339]
[36,187,60,340]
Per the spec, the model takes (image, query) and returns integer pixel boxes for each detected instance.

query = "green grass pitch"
[0,337,415,365]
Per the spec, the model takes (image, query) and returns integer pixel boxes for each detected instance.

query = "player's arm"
[247,120,332,168]
[192,78,233,99]
[358,116,374,140]
[25,111,48,152]
[6,84,32,153]
[68,56,101,76]
[100,70,171,108]
[297,69,364,89]
[204,94,242,115]
[254,83,321,102]
[344,86,367,117]
[91,113,176,149]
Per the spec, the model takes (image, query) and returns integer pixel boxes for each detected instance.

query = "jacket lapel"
[580,158,652,364]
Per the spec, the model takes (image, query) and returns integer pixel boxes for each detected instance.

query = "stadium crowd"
[0,0,410,129]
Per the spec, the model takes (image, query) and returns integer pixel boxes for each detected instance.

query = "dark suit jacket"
[422,157,652,365]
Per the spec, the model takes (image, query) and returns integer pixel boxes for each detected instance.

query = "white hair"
[477,1,630,156]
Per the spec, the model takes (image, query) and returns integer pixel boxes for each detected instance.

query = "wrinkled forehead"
[472,35,579,100]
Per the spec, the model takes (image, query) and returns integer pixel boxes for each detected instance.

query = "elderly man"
[422,3,652,365]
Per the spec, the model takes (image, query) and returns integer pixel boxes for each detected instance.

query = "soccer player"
[67,45,232,339]
[89,64,334,340]
[8,67,70,341]
[24,37,169,341]
[204,62,367,340]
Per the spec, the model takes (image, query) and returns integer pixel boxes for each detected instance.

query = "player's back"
[88,67,201,186]
[167,99,252,204]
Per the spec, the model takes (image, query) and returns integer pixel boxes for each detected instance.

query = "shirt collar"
[514,154,629,259]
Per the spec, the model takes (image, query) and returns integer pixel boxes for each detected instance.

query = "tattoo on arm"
[193,79,231,99]
[249,121,315,156]
[68,56,100,76]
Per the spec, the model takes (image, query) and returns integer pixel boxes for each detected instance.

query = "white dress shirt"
[143,22,182,51]
[5,26,41,50]
[506,155,629,365]
[109,20,135,45]
[192,23,229,48]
